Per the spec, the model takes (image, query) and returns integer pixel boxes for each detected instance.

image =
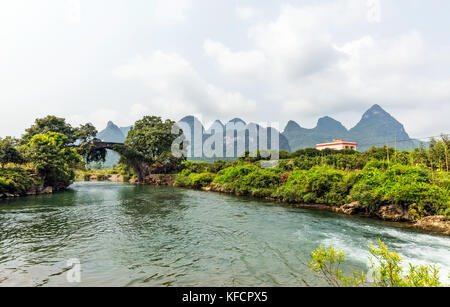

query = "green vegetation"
[277,166,358,205]
[350,161,449,217]
[22,132,82,189]
[120,116,185,181]
[0,116,108,196]
[1,111,449,224]
[174,135,450,220]
[0,167,38,195]
[175,169,216,189]
[0,137,23,167]
[309,240,445,287]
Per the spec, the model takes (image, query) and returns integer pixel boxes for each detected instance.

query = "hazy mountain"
[93,104,419,168]
[97,121,125,143]
[283,104,420,152]
[95,121,130,167]
[348,104,420,151]
[120,126,132,137]
[177,116,290,161]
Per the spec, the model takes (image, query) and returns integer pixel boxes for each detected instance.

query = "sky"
[1,0,450,139]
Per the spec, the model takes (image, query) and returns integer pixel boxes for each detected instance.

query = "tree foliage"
[21,132,82,189]
[309,240,445,287]
[20,115,106,163]
[121,116,184,180]
[0,137,23,167]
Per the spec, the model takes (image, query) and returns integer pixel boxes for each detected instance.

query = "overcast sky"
[1,0,449,139]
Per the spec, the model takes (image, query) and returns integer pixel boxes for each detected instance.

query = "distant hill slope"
[282,104,420,152]
[348,104,418,151]
[95,121,131,168]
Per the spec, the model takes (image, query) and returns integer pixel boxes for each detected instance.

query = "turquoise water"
[0,181,449,286]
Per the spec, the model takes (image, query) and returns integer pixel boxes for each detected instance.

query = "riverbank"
[76,171,450,236]
[173,161,450,236]
[203,183,450,236]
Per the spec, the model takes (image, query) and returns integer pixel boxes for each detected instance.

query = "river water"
[0,182,449,286]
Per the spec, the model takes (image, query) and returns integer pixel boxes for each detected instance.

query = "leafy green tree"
[22,132,82,189]
[309,240,444,287]
[0,137,23,167]
[21,115,106,164]
[21,116,76,145]
[121,116,183,180]
[428,134,449,172]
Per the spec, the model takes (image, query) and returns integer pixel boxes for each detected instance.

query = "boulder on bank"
[415,216,450,235]
[143,174,176,186]
[337,201,362,215]
[376,204,412,222]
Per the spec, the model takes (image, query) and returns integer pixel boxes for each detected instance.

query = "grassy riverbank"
[174,161,449,220]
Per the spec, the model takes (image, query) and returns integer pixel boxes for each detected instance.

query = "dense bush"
[276,166,356,205]
[232,168,284,197]
[181,160,235,174]
[174,170,216,189]
[198,161,450,218]
[350,162,450,217]
[0,167,38,195]
[190,172,216,189]
[22,132,82,189]
[213,164,260,185]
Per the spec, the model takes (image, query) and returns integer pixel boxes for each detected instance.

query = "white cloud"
[154,0,192,26]
[68,104,151,131]
[113,51,257,122]
[204,39,267,80]
[236,6,260,20]
[203,1,450,134]
[1,0,449,138]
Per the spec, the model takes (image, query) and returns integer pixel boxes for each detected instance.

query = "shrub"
[277,166,353,205]
[309,240,445,287]
[213,164,259,184]
[190,173,216,189]
[350,163,450,216]
[234,168,284,197]
[0,167,37,195]
[174,170,216,189]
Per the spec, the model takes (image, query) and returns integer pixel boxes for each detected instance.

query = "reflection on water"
[0,182,449,286]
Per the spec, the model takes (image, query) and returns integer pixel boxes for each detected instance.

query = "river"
[0,181,449,286]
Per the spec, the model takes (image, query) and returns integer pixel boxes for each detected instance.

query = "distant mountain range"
[283,104,420,152]
[96,104,421,166]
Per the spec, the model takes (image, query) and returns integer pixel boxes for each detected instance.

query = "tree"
[21,115,106,164]
[21,116,76,145]
[121,116,183,181]
[22,132,82,189]
[0,137,23,167]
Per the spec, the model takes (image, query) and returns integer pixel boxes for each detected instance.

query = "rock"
[108,175,123,182]
[338,201,361,215]
[42,187,53,194]
[129,177,139,184]
[143,174,176,186]
[376,204,411,222]
[5,193,15,198]
[415,216,450,236]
